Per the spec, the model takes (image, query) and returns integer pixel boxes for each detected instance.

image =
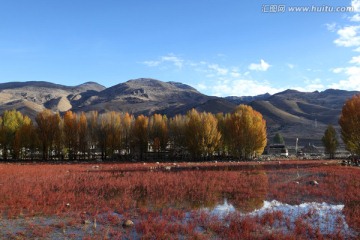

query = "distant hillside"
[225,93,271,105]
[0,79,358,146]
[72,78,221,116]
[0,81,105,118]
[248,89,358,146]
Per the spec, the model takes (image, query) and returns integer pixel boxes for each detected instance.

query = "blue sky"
[0,0,359,96]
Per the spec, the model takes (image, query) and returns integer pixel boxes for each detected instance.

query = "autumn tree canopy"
[132,115,149,160]
[227,105,267,159]
[339,94,360,155]
[0,110,31,160]
[0,105,268,161]
[35,109,61,160]
[185,109,221,159]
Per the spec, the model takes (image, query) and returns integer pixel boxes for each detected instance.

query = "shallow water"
[206,199,355,236]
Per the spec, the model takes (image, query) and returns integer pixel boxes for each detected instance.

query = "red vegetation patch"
[0,160,358,239]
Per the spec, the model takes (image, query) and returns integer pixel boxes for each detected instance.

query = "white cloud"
[196,83,208,91]
[350,13,360,22]
[329,2,360,91]
[161,55,184,68]
[332,67,344,73]
[207,64,228,75]
[211,78,282,97]
[248,59,271,71]
[326,23,337,32]
[287,63,295,69]
[143,60,161,67]
[334,26,360,47]
[352,0,360,12]
[294,78,325,92]
[350,55,360,64]
[142,54,184,69]
[230,71,241,78]
[331,66,360,90]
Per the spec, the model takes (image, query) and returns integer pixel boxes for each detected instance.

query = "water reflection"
[133,170,268,213]
[206,199,235,217]
[206,199,356,236]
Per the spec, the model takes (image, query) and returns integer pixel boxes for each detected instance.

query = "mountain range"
[0,78,357,146]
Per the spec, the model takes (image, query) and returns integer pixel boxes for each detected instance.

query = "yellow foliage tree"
[185,109,221,159]
[227,105,267,159]
[36,109,61,160]
[97,112,122,160]
[86,111,99,159]
[149,114,168,153]
[339,94,360,155]
[78,112,88,160]
[0,110,32,160]
[63,111,78,160]
[132,115,149,160]
[13,116,36,160]
[169,114,187,157]
[122,112,134,155]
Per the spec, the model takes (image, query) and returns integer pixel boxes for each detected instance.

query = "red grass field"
[0,160,359,239]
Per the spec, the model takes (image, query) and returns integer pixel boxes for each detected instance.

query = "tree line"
[0,105,267,161]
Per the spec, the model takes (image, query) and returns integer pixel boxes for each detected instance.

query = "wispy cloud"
[350,55,360,64]
[248,59,271,71]
[295,78,324,92]
[142,54,184,68]
[142,55,284,96]
[326,23,337,32]
[287,63,295,69]
[211,78,281,97]
[350,14,360,22]
[143,60,161,67]
[161,55,184,68]
[207,64,228,75]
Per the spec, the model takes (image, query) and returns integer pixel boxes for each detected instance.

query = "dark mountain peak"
[225,93,271,105]
[75,82,106,92]
[167,81,199,92]
[102,78,201,98]
[125,78,173,92]
[126,78,163,85]
[321,88,358,96]
[0,81,106,93]
[123,78,199,92]
[275,89,301,96]
[0,81,68,90]
[78,81,104,87]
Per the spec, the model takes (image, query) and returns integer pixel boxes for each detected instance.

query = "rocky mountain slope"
[249,89,357,146]
[72,78,218,115]
[0,78,357,146]
[0,81,105,118]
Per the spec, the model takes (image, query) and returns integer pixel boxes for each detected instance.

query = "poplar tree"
[36,109,61,160]
[339,94,360,155]
[322,125,338,159]
[227,105,267,160]
[63,111,78,160]
[149,114,168,152]
[185,109,221,160]
[132,115,149,160]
